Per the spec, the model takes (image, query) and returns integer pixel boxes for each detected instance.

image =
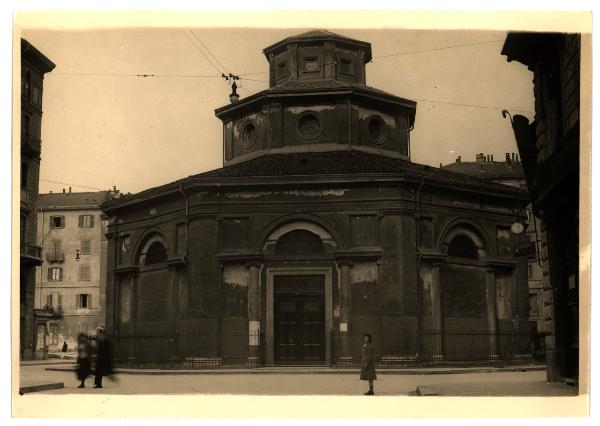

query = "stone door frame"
[265,267,333,366]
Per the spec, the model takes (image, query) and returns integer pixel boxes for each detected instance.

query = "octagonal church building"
[103,30,532,367]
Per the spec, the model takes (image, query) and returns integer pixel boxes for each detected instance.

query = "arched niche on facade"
[438,219,492,260]
[262,221,336,255]
[256,214,346,255]
[436,219,493,336]
[132,231,171,325]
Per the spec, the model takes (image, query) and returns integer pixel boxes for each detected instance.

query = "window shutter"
[76,295,80,308]
[47,268,52,280]
[79,215,83,227]
[88,294,92,308]
[59,268,63,280]
[90,215,95,228]
[46,294,52,306]
[58,294,63,308]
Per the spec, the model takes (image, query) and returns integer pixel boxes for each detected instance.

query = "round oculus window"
[241,122,257,149]
[368,116,388,145]
[297,112,322,140]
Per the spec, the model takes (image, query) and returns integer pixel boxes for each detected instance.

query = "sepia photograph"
[11,8,591,419]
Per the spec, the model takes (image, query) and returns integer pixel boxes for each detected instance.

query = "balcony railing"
[21,243,42,259]
[21,133,41,156]
[45,250,65,263]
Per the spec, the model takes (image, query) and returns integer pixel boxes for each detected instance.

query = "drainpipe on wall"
[407,110,415,160]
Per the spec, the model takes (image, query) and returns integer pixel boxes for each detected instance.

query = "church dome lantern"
[262,29,372,86]
[215,29,416,166]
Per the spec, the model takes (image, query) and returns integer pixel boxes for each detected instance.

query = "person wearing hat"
[93,326,113,388]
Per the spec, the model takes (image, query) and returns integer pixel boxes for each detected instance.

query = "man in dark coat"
[76,333,91,388]
[360,334,377,395]
[93,326,113,389]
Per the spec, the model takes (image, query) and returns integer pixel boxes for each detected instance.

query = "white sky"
[21,26,534,195]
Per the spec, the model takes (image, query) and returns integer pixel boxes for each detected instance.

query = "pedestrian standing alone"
[360,334,377,395]
[76,333,91,388]
[93,326,113,389]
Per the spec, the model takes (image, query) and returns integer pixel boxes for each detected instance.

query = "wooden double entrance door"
[274,275,325,364]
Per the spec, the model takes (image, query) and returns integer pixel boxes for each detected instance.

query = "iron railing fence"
[113,333,260,368]
[112,330,543,369]
[340,330,541,367]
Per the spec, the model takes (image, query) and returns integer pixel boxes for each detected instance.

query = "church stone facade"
[103,30,531,367]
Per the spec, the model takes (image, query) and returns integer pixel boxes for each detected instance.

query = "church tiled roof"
[441,161,525,179]
[103,150,528,210]
[38,191,111,209]
[263,79,415,105]
[263,29,372,62]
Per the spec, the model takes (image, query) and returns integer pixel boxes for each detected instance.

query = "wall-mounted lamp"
[75,249,80,262]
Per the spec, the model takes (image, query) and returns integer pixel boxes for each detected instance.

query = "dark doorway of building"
[274,275,325,365]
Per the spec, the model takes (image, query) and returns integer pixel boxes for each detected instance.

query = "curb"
[44,365,545,376]
[21,361,76,367]
[19,382,65,394]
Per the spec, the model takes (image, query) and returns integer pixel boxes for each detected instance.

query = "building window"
[21,162,28,189]
[78,215,95,228]
[50,216,65,229]
[529,293,540,316]
[339,58,353,75]
[79,264,91,281]
[76,294,92,309]
[528,264,533,280]
[447,235,479,259]
[276,61,287,79]
[80,240,91,255]
[47,239,64,262]
[32,85,41,106]
[241,122,257,149]
[22,115,30,137]
[144,241,167,265]
[24,70,31,101]
[297,111,322,140]
[49,322,59,345]
[20,215,27,245]
[367,116,388,145]
[48,267,63,282]
[303,56,320,72]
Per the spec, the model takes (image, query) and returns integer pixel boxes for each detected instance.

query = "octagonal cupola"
[263,29,372,87]
[215,30,416,166]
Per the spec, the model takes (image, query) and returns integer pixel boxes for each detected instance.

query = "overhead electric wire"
[40,178,107,192]
[181,29,226,77]
[238,85,255,95]
[373,39,504,60]
[239,71,268,76]
[51,72,220,78]
[239,77,268,83]
[416,98,532,114]
[188,29,230,75]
